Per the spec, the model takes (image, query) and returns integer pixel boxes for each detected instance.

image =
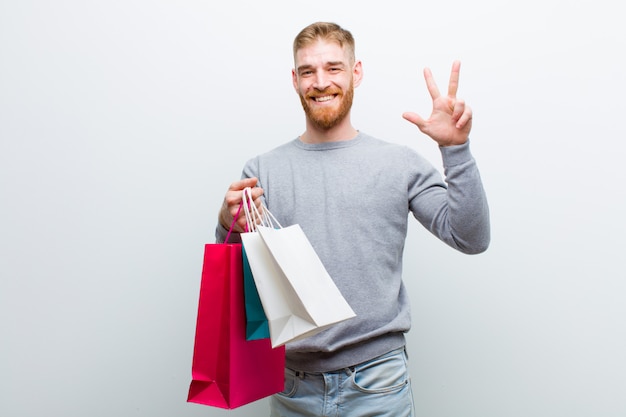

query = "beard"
[298,81,354,130]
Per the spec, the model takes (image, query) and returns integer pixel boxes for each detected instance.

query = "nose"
[312,72,330,90]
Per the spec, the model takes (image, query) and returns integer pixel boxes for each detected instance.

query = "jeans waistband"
[287,346,406,378]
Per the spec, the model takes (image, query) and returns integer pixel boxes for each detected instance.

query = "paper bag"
[242,244,270,340]
[187,242,285,409]
[241,223,356,348]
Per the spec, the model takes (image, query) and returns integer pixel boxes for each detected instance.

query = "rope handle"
[224,186,282,242]
[224,200,244,243]
[242,187,282,232]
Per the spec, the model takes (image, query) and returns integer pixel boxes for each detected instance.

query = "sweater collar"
[293,131,364,151]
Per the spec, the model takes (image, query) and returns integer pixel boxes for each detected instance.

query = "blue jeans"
[270,347,415,417]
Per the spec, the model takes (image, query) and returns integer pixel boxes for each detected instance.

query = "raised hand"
[402,60,472,147]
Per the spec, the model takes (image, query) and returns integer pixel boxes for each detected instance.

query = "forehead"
[294,39,350,68]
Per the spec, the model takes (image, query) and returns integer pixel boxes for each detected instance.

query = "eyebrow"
[297,61,346,73]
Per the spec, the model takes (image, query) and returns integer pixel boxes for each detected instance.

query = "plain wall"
[1,1,625,416]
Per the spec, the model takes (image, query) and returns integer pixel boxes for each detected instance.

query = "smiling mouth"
[312,94,336,102]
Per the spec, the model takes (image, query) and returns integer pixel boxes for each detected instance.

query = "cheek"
[295,81,312,97]
[292,75,301,93]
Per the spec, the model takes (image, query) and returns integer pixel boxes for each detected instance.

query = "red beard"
[299,82,354,130]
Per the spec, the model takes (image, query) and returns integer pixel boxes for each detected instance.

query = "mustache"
[306,88,342,99]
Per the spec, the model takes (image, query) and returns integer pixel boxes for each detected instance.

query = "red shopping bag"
[187,242,285,409]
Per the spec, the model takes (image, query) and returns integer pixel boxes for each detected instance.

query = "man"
[216,22,490,417]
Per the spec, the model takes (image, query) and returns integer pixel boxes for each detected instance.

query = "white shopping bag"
[239,188,356,348]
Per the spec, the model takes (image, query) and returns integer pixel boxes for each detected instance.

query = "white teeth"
[315,96,333,102]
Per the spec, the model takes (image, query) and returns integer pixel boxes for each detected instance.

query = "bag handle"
[242,187,282,232]
[224,200,244,243]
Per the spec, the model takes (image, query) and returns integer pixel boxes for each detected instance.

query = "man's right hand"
[218,177,264,233]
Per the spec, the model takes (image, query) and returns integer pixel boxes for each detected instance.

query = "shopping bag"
[242,244,270,340]
[240,192,271,341]
[240,187,356,348]
[187,210,285,409]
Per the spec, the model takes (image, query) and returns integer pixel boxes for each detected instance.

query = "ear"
[292,68,298,91]
[352,60,363,88]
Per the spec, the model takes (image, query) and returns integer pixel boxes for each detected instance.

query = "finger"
[451,98,465,122]
[221,178,259,226]
[219,195,242,231]
[243,186,264,214]
[228,177,258,192]
[221,196,244,231]
[224,177,261,207]
[447,60,461,98]
[402,111,426,129]
[249,185,264,200]
[242,186,265,227]
[456,105,472,129]
[423,67,441,100]
[223,189,243,207]
[234,216,248,232]
[252,194,264,218]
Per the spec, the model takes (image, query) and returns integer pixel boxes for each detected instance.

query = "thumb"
[402,112,426,129]
[242,177,259,188]
[230,177,259,192]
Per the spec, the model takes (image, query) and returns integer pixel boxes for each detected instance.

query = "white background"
[1,1,625,416]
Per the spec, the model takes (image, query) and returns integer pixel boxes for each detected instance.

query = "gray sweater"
[216,132,490,372]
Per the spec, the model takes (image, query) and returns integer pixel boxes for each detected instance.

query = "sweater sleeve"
[409,140,490,254]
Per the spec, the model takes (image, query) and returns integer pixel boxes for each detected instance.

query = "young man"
[216,22,490,417]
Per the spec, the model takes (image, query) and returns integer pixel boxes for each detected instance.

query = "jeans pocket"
[351,349,410,394]
[277,368,299,397]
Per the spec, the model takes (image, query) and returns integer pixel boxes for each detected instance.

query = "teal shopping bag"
[242,245,270,340]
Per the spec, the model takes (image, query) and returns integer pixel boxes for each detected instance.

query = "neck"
[300,119,358,144]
